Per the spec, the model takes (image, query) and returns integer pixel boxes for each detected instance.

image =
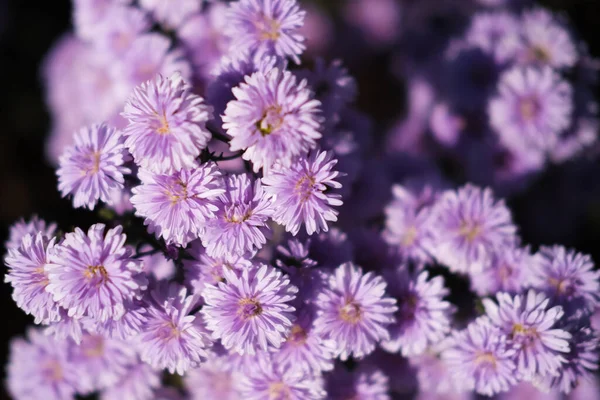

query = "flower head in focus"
[202,264,297,355]
[314,263,397,360]
[57,123,130,210]
[262,150,343,236]
[222,67,322,173]
[122,73,212,174]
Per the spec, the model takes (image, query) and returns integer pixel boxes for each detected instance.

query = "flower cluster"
[4,0,600,399]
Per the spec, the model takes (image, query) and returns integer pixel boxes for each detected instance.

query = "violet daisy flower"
[136,284,212,375]
[262,150,343,236]
[100,361,161,400]
[93,5,150,56]
[226,0,306,64]
[471,246,536,296]
[57,123,130,210]
[482,290,572,380]
[238,354,326,400]
[272,308,336,373]
[313,263,397,360]
[184,352,242,400]
[432,184,518,274]
[83,299,147,340]
[131,164,224,246]
[4,233,62,324]
[202,174,273,260]
[531,246,600,311]
[6,329,80,400]
[46,224,147,322]
[183,240,251,296]
[222,67,322,173]
[442,319,518,396]
[122,73,213,174]
[381,269,453,357]
[489,66,573,153]
[69,333,137,393]
[202,264,298,355]
[5,215,57,252]
[382,184,439,264]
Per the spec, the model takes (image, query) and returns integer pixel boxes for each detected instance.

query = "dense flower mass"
[5,0,600,399]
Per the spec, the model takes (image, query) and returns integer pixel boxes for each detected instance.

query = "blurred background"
[1,0,599,397]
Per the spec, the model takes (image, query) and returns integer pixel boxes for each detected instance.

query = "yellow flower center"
[339,300,362,324]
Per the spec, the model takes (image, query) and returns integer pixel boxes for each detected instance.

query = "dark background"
[1,0,599,397]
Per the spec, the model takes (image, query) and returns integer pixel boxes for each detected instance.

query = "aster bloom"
[222,67,322,173]
[382,184,439,264]
[226,0,306,64]
[136,284,212,375]
[500,8,578,69]
[83,299,147,340]
[93,5,150,56]
[69,333,138,393]
[44,309,85,344]
[262,150,343,236]
[202,174,273,260]
[4,233,62,324]
[314,263,397,360]
[183,240,251,296]
[432,184,518,274]
[122,73,212,174]
[5,215,57,252]
[465,11,519,58]
[202,264,298,355]
[482,290,572,380]
[273,309,336,373]
[443,319,518,396]
[381,269,453,357]
[131,164,224,246]
[184,352,242,400]
[100,361,161,400]
[327,364,391,400]
[531,246,600,311]
[57,123,130,210]
[6,329,80,400]
[489,67,573,153]
[46,224,147,322]
[471,246,536,296]
[238,354,326,400]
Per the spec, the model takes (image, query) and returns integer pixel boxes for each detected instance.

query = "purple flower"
[4,233,62,324]
[314,263,397,360]
[46,224,147,322]
[6,329,80,400]
[139,0,200,28]
[471,246,536,296]
[272,308,336,373]
[411,340,468,395]
[122,73,212,174]
[381,269,453,357]
[432,184,518,274]
[183,240,252,296]
[202,264,297,355]
[500,8,578,69]
[531,246,600,311]
[201,174,273,260]
[489,66,573,153]
[225,0,306,64]
[131,164,224,246]
[100,361,161,400]
[57,123,130,210]
[222,67,322,173]
[238,354,326,400]
[44,309,86,344]
[465,11,519,58]
[327,363,391,400]
[93,5,150,56]
[136,284,212,375]
[69,333,137,393]
[442,319,518,396]
[5,215,57,252]
[482,290,572,380]
[382,184,439,264]
[262,150,343,236]
[83,299,147,340]
[184,352,242,400]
